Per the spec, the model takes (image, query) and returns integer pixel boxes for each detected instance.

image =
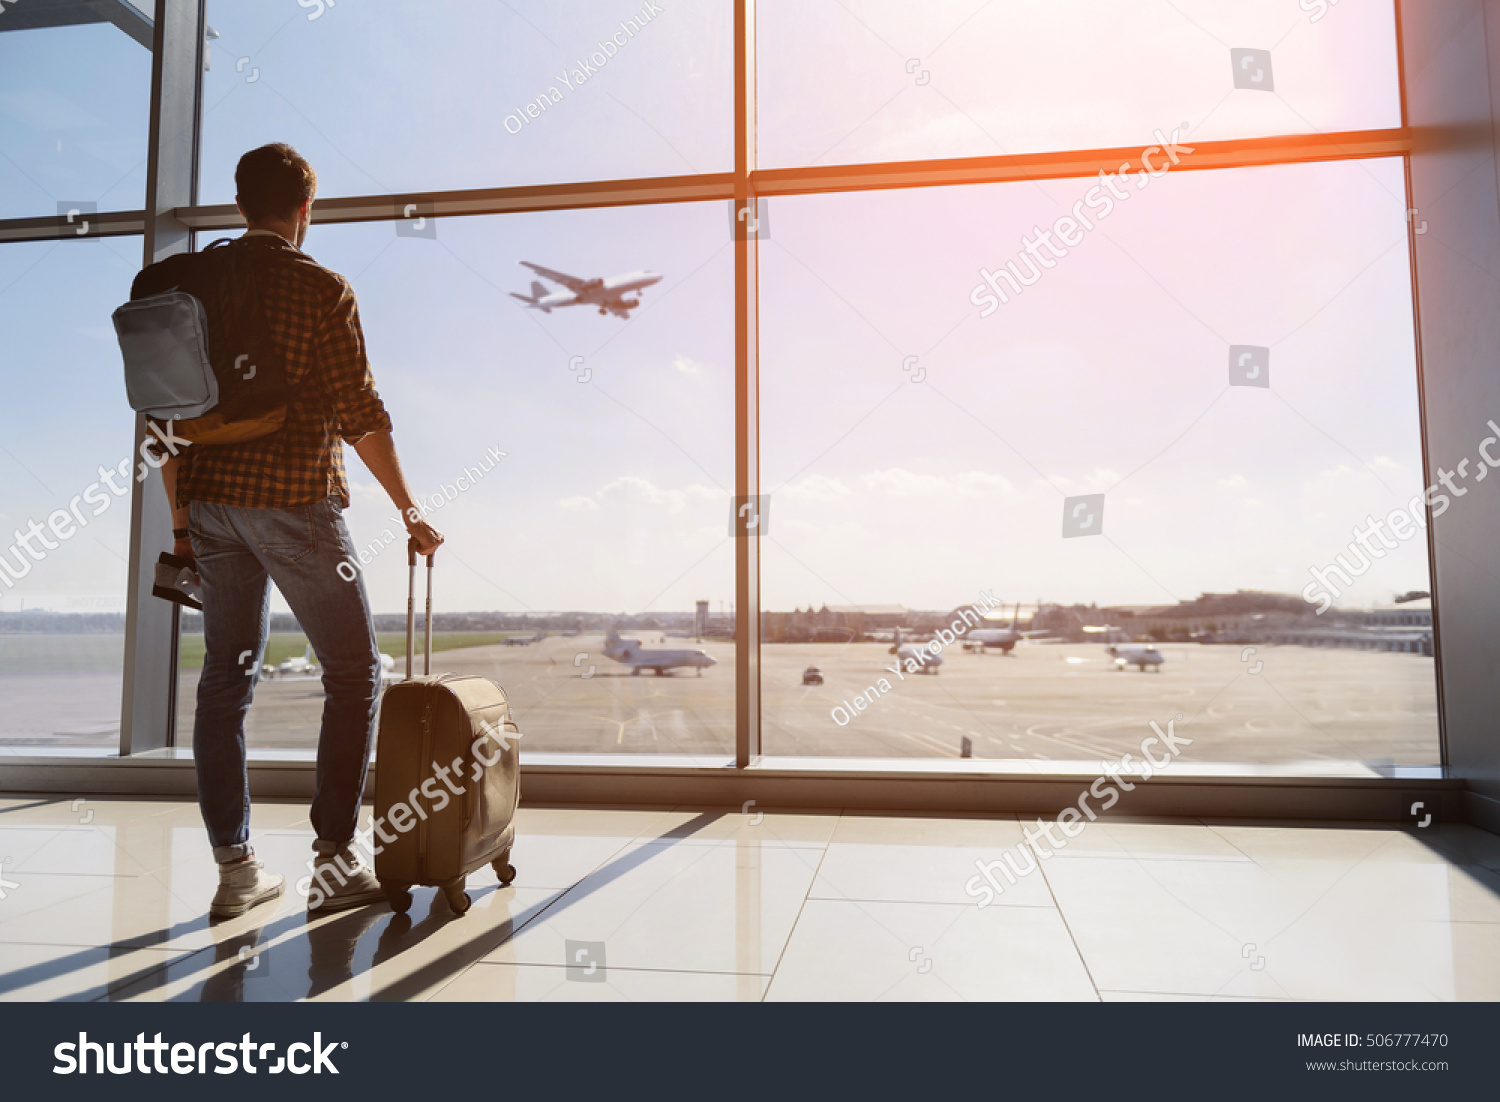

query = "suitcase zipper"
[417,689,434,866]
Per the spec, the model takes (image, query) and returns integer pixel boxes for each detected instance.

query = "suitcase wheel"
[381,881,413,914]
[441,878,471,916]
[492,858,517,886]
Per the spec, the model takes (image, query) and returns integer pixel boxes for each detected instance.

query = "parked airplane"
[963,603,1052,654]
[509,261,663,318]
[502,630,546,647]
[379,653,401,684]
[603,626,716,675]
[890,626,943,674]
[264,646,403,683]
[1085,626,1166,672]
[261,645,318,681]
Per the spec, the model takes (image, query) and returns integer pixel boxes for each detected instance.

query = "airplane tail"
[1011,602,1021,630]
[509,281,552,311]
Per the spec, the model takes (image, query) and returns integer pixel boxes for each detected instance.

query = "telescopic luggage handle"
[406,538,436,680]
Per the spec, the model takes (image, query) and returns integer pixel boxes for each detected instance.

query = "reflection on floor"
[1,795,1497,1001]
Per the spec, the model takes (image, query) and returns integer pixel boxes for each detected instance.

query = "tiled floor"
[1,795,1498,1001]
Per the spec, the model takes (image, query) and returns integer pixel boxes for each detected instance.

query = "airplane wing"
[521,261,589,294]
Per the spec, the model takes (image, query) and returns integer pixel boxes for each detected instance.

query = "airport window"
[0,237,143,754]
[196,0,733,202]
[756,0,1402,169]
[0,1,1441,777]
[174,207,737,759]
[0,9,154,219]
[759,158,1440,765]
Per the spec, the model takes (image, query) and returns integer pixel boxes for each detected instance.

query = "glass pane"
[758,0,1401,169]
[175,202,735,758]
[758,157,1439,768]
[198,0,732,202]
[0,8,154,218]
[0,237,142,753]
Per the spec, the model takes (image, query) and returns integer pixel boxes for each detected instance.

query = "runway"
[166,635,1441,766]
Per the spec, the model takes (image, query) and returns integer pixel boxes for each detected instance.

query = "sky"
[0,0,1430,620]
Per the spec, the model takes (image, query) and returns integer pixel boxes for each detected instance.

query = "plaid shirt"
[169,232,391,510]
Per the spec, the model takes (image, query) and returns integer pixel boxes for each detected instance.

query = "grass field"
[176,631,528,669]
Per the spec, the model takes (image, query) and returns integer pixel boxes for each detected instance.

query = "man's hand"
[352,431,446,555]
[173,537,195,562]
[407,517,444,556]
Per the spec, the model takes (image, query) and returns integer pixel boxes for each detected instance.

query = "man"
[157,143,442,918]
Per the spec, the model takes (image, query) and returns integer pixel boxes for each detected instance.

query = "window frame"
[0,0,1448,803]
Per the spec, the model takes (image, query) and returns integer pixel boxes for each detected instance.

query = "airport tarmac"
[163,635,1440,767]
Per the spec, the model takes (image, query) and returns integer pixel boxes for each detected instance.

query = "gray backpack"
[113,237,293,445]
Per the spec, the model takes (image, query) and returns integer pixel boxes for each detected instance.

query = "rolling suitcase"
[374,540,519,916]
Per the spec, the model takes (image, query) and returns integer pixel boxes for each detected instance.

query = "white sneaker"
[210,853,286,919]
[308,846,385,913]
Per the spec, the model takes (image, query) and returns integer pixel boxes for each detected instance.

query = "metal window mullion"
[120,0,205,756]
[734,0,760,768]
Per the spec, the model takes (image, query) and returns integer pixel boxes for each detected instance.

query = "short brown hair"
[235,143,317,221]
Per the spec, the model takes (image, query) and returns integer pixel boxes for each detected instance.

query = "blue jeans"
[190,500,381,863]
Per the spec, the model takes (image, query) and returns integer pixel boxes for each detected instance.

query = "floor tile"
[501,831,636,891]
[765,899,1097,1001]
[0,797,1495,1003]
[0,942,189,1001]
[1043,817,1248,859]
[11,826,160,877]
[655,808,839,849]
[511,806,685,841]
[430,961,769,1002]
[490,839,820,975]
[1098,990,1293,1002]
[111,884,564,1002]
[0,832,318,953]
[812,817,1054,907]
[1041,851,1500,1000]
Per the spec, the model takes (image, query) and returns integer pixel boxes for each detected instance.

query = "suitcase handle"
[406,537,436,680]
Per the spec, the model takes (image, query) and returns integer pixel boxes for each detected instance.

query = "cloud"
[1217,474,1249,489]
[779,474,853,502]
[349,480,386,507]
[672,354,706,376]
[861,468,1015,498]
[1046,469,1121,494]
[557,476,719,514]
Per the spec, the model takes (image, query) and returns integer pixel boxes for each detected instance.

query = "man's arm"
[352,430,443,555]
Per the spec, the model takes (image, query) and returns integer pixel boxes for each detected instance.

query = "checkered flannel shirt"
[169,231,391,510]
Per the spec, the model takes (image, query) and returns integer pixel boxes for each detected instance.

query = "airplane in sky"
[1084,626,1166,672]
[890,626,943,674]
[963,603,1052,654]
[509,261,664,318]
[603,626,716,675]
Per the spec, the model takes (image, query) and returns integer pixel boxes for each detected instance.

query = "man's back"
[137,231,390,512]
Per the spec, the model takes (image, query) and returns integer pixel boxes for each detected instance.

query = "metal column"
[120,0,205,755]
